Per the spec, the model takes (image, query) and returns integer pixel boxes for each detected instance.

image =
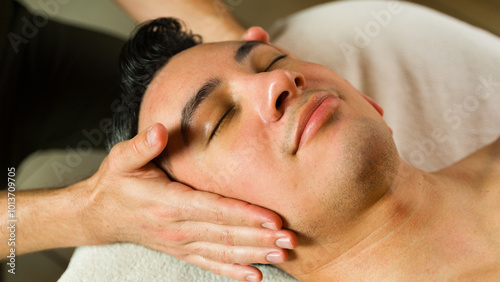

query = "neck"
[282,159,441,280]
[283,141,500,280]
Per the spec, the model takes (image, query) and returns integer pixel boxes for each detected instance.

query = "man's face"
[139,41,397,237]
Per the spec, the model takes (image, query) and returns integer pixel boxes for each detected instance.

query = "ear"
[359,93,394,135]
[360,93,384,116]
[242,26,270,44]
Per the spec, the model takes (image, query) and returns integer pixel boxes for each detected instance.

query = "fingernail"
[246,275,259,282]
[275,237,293,249]
[261,222,277,230]
[266,252,284,263]
[147,125,157,146]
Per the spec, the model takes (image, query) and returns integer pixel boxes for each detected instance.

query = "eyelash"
[209,106,235,141]
[264,54,287,72]
[208,54,287,142]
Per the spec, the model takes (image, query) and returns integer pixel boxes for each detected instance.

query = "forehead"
[138,41,286,134]
[138,41,239,132]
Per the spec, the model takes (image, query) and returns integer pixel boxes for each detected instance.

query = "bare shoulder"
[478,137,500,263]
[474,136,500,210]
[490,136,500,159]
[446,136,500,220]
[485,136,500,185]
[470,137,500,282]
[459,136,500,181]
[441,136,500,185]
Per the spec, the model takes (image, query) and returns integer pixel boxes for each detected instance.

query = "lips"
[293,92,341,153]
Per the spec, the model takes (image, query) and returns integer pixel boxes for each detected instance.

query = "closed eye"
[207,54,286,144]
[265,54,287,72]
[208,106,236,143]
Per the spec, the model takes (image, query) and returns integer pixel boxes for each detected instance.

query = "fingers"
[242,26,270,43]
[109,123,168,172]
[184,255,263,282]
[164,221,297,250]
[185,243,288,266]
[171,187,283,230]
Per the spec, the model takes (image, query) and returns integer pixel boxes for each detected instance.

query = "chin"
[343,117,397,184]
[308,117,399,224]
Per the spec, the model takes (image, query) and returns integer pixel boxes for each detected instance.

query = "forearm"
[114,0,245,42]
[0,181,92,257]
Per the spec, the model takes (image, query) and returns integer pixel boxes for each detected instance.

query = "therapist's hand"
[82,123,297,282]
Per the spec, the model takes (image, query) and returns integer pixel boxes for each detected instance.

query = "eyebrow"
[181,77,221,144]
[180,41,266,144]
[234,40,266,63]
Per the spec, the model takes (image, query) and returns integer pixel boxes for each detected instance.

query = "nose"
[255,69,305,123]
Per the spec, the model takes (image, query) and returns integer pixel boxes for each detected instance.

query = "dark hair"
[106,17,202,151]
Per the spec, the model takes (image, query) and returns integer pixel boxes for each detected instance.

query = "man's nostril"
[294,77,303,87]
[276,91,289,110]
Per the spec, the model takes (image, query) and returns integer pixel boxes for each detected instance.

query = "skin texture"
[137,40,397,276]
[138,42,396,240]
[138,40,500,280]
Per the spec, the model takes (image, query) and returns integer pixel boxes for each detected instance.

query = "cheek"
[301,63,338,85]
[199,127,296,208]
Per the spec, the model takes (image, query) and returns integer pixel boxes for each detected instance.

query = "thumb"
[110,123,168,172]
[242,26,270,44]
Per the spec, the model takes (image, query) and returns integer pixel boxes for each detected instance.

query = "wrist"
[115,0,245,42]
[187,7,245,42]
[67,177,100,246]
[74,174,111,247]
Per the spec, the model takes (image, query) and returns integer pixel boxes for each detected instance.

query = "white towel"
[60,243,296,281]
